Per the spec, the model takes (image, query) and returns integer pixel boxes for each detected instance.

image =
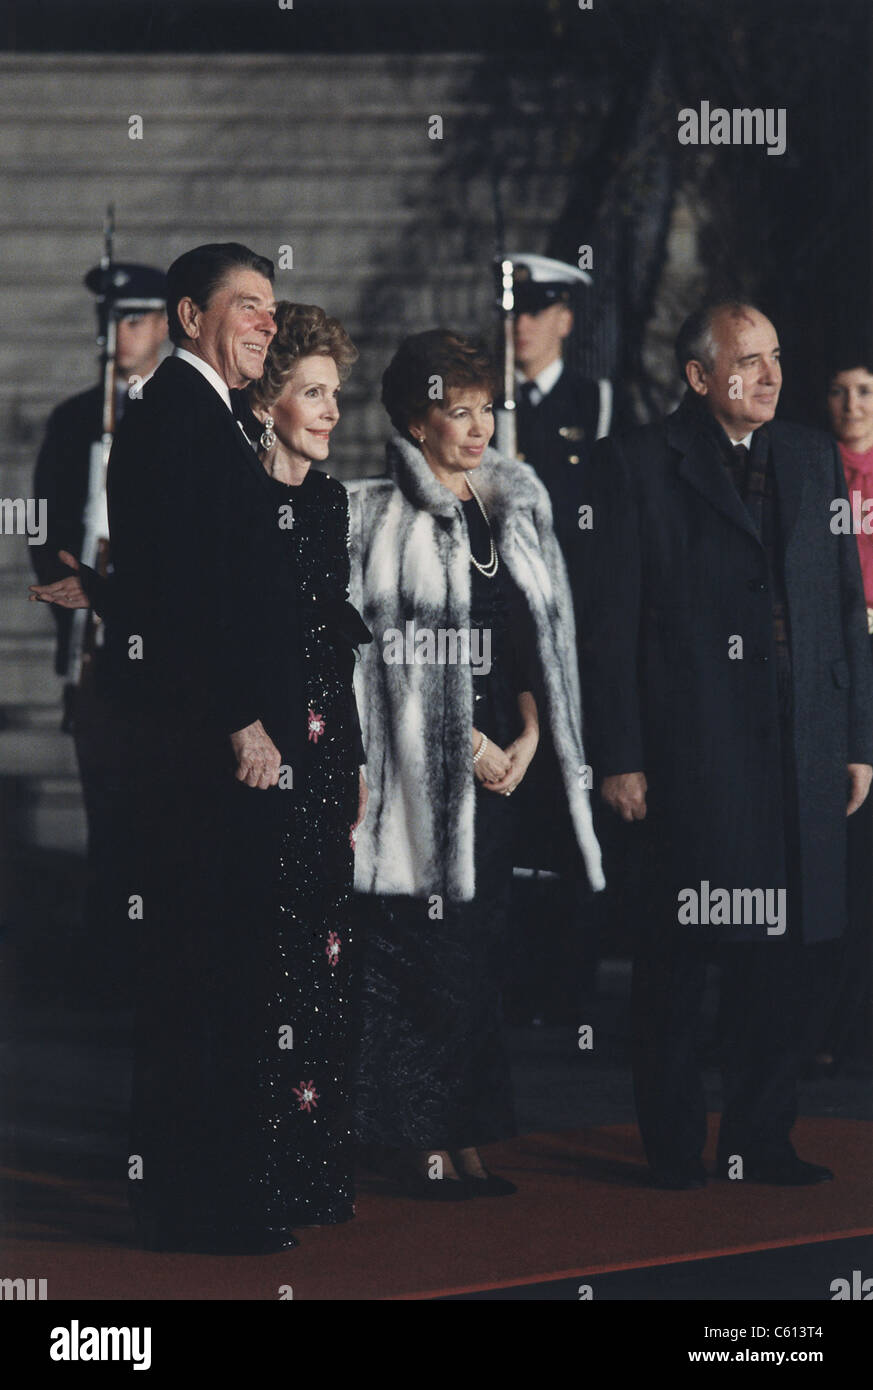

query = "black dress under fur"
[353,500,535,1149]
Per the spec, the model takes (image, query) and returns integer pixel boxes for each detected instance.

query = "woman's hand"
[487,726,539,795]
[351,768,369,833]
[483,691,539,796]
[28,550,88,608]
[472,727,512,789]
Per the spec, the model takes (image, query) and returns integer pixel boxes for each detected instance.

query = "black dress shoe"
[462,1171,518,1197]
[721,1156,834,1186]
[648,1165,707,1191]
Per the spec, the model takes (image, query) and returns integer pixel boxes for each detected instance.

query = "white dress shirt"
[515,356,564,408]
[514,357,613,439]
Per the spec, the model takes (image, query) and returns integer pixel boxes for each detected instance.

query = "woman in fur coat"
[348,329,603,1198]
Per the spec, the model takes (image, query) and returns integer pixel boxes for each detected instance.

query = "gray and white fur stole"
[347,432,604,901]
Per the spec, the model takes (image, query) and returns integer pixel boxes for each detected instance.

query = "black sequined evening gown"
[258,467,369,1225]
[130,466,368,1250]
[354,496,535,1152]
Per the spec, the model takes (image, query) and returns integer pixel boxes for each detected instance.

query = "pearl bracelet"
[472,732,488,764]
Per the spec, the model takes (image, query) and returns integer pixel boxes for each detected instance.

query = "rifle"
[490,171,517,458]
[67,204,116,689]
[65,210,164,690]
[495,254,517,458]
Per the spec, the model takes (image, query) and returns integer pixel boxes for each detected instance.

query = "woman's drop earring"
[260,414,276,450]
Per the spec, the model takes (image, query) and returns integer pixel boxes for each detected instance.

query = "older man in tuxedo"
[36,244,311,1252]
[103,244,298,779]
[579,300,873,1190]
[117,243,311,1254]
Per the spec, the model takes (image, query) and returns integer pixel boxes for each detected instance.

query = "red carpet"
[4,1116,871,1300]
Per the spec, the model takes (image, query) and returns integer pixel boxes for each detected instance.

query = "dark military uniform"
[32,260,166,999]
[33,382,136,997]
[497,366,614,1021]
[515,367,607,558]
[33,383,117,676]
[502,257,627,1015]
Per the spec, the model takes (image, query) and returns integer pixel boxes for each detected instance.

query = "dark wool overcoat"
[577,398,873,943]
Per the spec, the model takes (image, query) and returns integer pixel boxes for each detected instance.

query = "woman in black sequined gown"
[243,303,370,1228]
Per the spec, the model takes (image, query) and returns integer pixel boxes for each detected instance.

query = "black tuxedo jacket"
[104,355,305,766]
[577,396,873,943]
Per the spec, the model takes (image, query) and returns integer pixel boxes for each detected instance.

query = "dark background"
[3,0,871,427]
[1,0,870,1308]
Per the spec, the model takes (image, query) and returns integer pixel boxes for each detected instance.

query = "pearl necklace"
[465,474,499,578]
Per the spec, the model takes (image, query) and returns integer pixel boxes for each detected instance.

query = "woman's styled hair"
[381,329,501,439]
[250,302,358,410]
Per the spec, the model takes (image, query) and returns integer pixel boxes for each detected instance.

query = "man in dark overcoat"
[579,300,873,1189]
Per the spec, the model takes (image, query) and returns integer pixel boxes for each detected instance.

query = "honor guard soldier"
[510,253,614,558]
[31,261,166,996]
[499,256,619,1021]
[33,262,167,689]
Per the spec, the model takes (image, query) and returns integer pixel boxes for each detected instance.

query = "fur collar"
[385,431,554,532]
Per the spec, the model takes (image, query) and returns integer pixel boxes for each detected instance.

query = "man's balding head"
[677,301,782,441]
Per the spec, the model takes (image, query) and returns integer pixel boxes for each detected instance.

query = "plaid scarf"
[717,422,792,717]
